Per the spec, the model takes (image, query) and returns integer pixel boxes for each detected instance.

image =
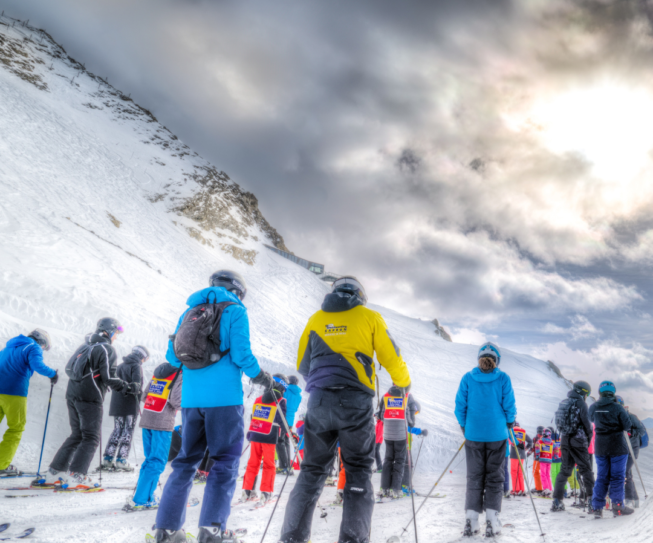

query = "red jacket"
[375,419,384,444]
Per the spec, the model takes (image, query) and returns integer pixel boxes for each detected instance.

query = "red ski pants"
[510,458,524,493]
[243,442,276,492]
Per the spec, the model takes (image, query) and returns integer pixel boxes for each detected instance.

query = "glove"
[421,429,428,437]
[50,370,59,385]
[460,426,465,436]
[507,422,514,431]
[251,370,273,390]
[126,382,142,395]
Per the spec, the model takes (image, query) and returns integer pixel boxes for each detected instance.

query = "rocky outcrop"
[432,319,452,342]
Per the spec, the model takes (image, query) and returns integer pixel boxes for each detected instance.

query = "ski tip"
[387,536,401,543]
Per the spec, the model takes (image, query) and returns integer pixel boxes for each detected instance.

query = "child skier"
[0,329,57,477]
[124,362,183,511]
[509,423,531,497]
[273,374,292,476]
[241,377,287,504]
[531,426,544,494]
[538,428,554,497]
[550,430,563,497]
[455,342,516,538]
[374,413,384,473]
[102,345,147,471]
[589,380,634,518]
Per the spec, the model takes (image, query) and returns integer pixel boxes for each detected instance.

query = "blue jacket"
[166,287,261,408]
[0,336,56,397]
[284,384,302,427]
[454,367,517,442]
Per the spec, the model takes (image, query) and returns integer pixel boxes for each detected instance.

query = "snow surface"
[1,15,652,543]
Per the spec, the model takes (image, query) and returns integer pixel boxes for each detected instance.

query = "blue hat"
[478,342,501,366]
[599,380,616,396]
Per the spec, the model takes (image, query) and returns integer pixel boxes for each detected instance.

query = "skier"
[152,270,274,543]
[374,413,383,472]
[281,375,303,476]
[101,345,147,471]
[272,374,292,476]
[508,422,531,497]
[401,394,422,494]
[538,428,554,497]
[454,342,516,537]
[589,381,634,517]
[531,426,544,495]
[618,396,646,509]
[279,276,411,543]
[38,318,136,489]
[125,361,183,511]
[551,380,594,512]
[550,430,564,498]
[241,377,287,504]
[0,329,57,476]
[378,384,414,499]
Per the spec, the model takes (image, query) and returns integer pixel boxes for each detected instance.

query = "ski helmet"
[132,346,150,361]
[477,342,501,366]
[209,270,247,301]
[288,375,299,386]
[273,374,289,391]
[332,276,368,306]
[599,380,616,397]
[28,329,51,351]
[96,317,124,337]
[537,426,544,435]
[616,395,625,406]
[573,380,591,398]
[543,428,552,438]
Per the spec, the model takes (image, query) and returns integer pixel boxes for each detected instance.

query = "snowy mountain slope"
[2,15,652,543]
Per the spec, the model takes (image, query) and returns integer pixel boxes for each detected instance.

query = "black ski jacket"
[65,334,128,404]
[589,396,632,456]
[558,389,592,448]
[109,353,143,417]
[628,412,646,452]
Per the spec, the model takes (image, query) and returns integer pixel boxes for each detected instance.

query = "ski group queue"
[0,270,648,543]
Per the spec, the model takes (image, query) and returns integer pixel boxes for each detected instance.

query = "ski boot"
[387,489,400,500]
[550,498,565,512]
[594,507,603,519]
[194,471,208,484]
[334,490,344,505]
[153,527,188,542]
[100,456,115,470]
[503,491,511,499]
[198,527,242,543]
[240,489,257,502]
[324,476,335,486]
[463,511,479,537]
[260,491,272,505]
[612,502,635,517]
[63,472,97,490]
[485,510,502,537]
[115,458,133,472]
[0,464,21,477]
[402,485,415,496]
[33,467,64,487]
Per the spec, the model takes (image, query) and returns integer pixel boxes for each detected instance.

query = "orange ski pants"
[337,447,346,490]
[533,460,542,491]
[243,442,276,492]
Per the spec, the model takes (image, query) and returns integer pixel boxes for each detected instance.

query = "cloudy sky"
[5,0,653,413]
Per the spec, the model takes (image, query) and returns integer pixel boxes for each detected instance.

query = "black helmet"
[537,426,544,435]
[29,329,51,351]
[573,380,591,398]
[96,317,123,337]
[132,345,150,361]
[288,375,299,386]
[332,276,367,306]
[210,270,247,300]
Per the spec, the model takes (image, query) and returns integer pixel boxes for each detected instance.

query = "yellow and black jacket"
[297,293,410,395]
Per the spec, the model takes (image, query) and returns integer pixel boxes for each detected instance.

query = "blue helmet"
[616,395,625,406]
[478,342,501,366]
[599,380,616,397]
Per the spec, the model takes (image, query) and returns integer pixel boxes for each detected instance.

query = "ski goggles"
[332,276,368,305]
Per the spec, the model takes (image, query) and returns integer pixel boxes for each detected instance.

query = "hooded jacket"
[109,353,144,418]
[0,335,56,397]
[589,396,632,456]
[284,383,302,428]
[166,287,262,408]
[454,367,517,442]
[297,293,410,395]
[140,362,183,432]
[65,334,128,404]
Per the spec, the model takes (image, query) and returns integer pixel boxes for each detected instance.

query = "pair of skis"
[0,524,34,541]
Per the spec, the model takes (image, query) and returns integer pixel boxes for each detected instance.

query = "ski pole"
[393,440,466,540]
[624,431,648,498]
[412,434,425,477]
[241,442,251,458]
[36,383,54,476]
[510,429,545,537]
[404,418,418,543]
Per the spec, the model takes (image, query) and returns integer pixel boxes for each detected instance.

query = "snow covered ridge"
[0,14,288,261]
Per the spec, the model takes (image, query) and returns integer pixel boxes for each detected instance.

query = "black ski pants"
[50,399,102,475]
[552,437,595,501]
[625,445,640,501]
[381,439,407,493]
[280,388,375,543]
[464,439,506,513]
[277,430,291,471]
